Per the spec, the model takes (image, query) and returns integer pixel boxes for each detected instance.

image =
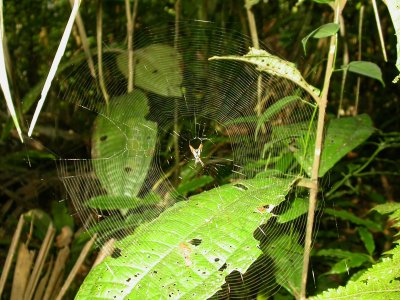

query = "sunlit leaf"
[76,177,295,299]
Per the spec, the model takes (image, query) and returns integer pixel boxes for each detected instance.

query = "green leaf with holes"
[75,177,295,299]
[210,48,321,100]
[117,44,183,97]
[91,90,157,197]
[292,114,375,177]
[302,23,339,55]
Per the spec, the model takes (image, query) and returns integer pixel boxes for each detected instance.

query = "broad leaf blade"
[293,114,375,177]
[117,44,183,97]
[91,90,157,197]
[76,177,295,299]
[344,61,385,86]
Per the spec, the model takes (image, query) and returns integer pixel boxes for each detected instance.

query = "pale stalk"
[300,1,342,298]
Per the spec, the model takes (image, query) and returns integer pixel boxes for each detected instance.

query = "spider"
[189,143,204,167]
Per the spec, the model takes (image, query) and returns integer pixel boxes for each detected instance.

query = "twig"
[96,0,109,106]
[0,215,24,297]
[173,0,181,182]
[300,1,343,299]
[55,234,97,300]
[43,247,70,300]
[245,1,264,133]
[355,5,364,115]
[125,0,138,93]
[28,0,81,137]
[24,223,55,300]
[371,0,387,62]
[69,0,96,79]
[92,238,115,268]
[337,15,348,117]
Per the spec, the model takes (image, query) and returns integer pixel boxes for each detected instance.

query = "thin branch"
[0,215,24,297]
[28,0,81,137]
[23,223,55,300]
[125,0,138,93]
[96,0,109,106]
[300,1,343,299]
[355,5,364,115]
[337,15,348,117]
[69,0,96,79]
[55,234,97,300]
[173,0,181,182]
[372,0,387,62]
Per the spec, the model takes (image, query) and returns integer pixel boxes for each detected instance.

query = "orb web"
[57,21,319,298]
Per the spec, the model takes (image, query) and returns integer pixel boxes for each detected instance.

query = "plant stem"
[173,0,181,183]
[125,0,138,93]
[300,1,342,298]
[96,0,109,107]
[69,0,96,79]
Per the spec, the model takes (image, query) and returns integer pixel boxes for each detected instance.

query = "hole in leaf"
[100,135,107,141]
[111,248,122,258]
[126,277,131,282]
[234,183,248,191]
[214,258,220,262]
[124,167,133,173]
[188,238,202,246]
[219,263,227,271]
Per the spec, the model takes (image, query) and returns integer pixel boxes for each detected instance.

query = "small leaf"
[176,175,214,195]
[302,23,340,55]
[358,227,375,256]
[316,249,371,275]
[256,95,303,140]
[85,195,157,210]
[344,61,385,86]
[372,202,400,215]
[51,201,75,232]
[324,208,381,231]
[277,198,309,223]
[292,114,375,177]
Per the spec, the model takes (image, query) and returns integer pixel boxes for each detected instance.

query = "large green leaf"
[91,90,157,197]
[75,177,295,299]
[293,114,375,177]
[116,44,183,97]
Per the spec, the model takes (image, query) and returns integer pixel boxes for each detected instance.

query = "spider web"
[57,21,320,299]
